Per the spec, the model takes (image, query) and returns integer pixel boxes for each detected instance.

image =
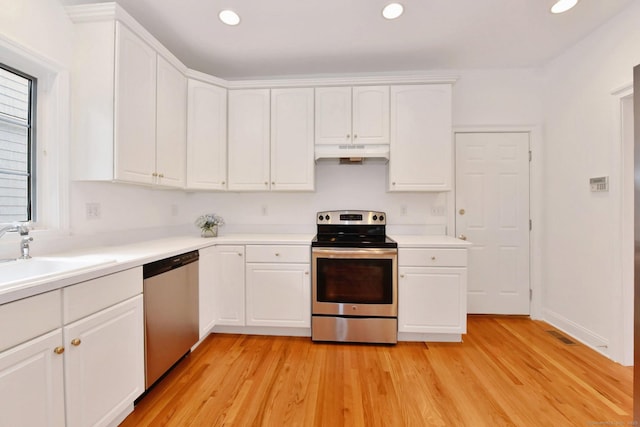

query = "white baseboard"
[542,308,610,358]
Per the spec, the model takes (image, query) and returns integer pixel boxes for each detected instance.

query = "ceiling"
[59,0,635,80]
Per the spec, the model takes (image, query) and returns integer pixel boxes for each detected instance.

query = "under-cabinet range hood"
[314,144,390,163]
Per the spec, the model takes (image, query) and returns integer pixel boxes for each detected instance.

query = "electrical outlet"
[431,206,446,216]
[86,202,101,220]
[400,205,407,216]
[261,205,268,216]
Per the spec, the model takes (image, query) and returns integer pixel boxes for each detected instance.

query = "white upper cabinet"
[388,84,453,192]
[70,20,187,188]
[228,89,271,191]
[113,22,157,185]
[155,55,187,188]
[315,86,389,145]
[186,80,227,190]
[270,88,315,191]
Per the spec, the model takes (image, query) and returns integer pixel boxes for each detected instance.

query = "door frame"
[611,83,634,366]
[452,125,543,319]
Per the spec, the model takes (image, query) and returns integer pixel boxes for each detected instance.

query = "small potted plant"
[195,213,224,238]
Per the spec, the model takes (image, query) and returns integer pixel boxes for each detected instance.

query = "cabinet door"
[114,22,157,185]
[199,246,217,338]
[315,87,351,145]
[187,80,227,190]
[246,263,311,328]
[156,55,187,188]
[0,330,65,427]
[271,88,314,191]
[214,246,246,326]
[352,86,389,145]
[398,267,466,334]
[64,295,144,427]
[228,89,270,191]
[388,84,452,191]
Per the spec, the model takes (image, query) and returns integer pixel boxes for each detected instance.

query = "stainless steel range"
[311,210,398,344]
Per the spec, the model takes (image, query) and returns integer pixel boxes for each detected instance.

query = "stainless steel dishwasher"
[143,250,199,389]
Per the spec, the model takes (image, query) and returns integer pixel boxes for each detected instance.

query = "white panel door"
[114,22,157,185]
[388,84,452,191]
[186,80,227,190]
[156,55,187,188]
[64,295,144,427]
[245,263,311,327]
[271,88,314,191]
[0,330,65,427]
[352,86,389,145]
[398,267,467,334]
[228,89,271,191]
[315,87,352,145]
[214,245,246,326]
[455,132,530,314]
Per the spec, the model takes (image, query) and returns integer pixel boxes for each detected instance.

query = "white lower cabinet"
[398,248,467,339]
[246,263,310,327]
[0,267,144,427]
[245,245,310,328]
[64,295,144,427]
[214,245,246,326]
[0,329,65,427]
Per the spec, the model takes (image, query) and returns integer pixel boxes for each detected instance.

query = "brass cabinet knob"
[304,271,309,275]
[71,338,81,346]
[275,253,280,256]
[152,172,158,177]
[221,181,226,185]
[400,274,405,278]
[431,256,436,261]
[53,346,65,355]
[458,234,467,241]
[346,134,350,139]
[459,208,465,215]
[238,253,243,256]
[159,173,164,178]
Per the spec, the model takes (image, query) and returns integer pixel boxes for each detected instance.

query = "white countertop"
[0,234,313,305]
[391,235,472,248]
[0,232,467,305]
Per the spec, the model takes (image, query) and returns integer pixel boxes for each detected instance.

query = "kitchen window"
[0,64,35,223]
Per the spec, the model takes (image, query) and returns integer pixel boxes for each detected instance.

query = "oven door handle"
[312,247,398,257]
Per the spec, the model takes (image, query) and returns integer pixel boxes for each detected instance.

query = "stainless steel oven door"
[312,247,398,317]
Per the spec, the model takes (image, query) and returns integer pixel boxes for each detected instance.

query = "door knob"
[458,234,467,241]
[459,209,465,215]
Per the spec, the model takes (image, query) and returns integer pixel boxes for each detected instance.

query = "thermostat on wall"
[590,176,609,192]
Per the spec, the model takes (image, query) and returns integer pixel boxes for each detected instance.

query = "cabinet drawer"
[63,267,143,324]
[245,245,310,263]
[399,248,467,267]
[0,290,61,352]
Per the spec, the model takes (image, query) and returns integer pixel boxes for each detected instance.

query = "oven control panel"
[317,210,386,225]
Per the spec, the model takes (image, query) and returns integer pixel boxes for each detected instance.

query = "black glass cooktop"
[311,234,397,248]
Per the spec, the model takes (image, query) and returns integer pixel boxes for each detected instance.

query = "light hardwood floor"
[120,316,633,426]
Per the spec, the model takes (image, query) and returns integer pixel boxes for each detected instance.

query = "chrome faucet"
[0,222,32,260]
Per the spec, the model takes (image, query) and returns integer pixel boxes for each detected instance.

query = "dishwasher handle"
[143,250,199,279]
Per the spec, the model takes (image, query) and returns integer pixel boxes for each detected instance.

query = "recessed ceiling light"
[382,3,404,20]
[550,0,579,14]
[219,9,240,26]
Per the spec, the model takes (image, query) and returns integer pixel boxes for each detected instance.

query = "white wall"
[541,0,640,362]
[0,0,74,66]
